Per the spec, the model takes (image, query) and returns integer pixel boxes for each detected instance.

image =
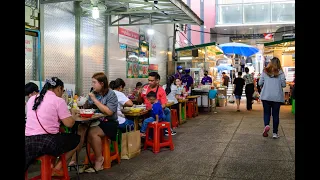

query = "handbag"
[121,124,141,159]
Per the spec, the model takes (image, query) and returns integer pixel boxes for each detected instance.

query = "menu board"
[126,42,149,78]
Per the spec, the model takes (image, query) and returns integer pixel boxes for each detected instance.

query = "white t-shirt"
[162,84,178,104]
[113,90,130,124]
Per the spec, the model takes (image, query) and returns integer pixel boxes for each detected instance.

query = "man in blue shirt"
[140,91,164,137]
[201,70,212,85]
[181,68,194,92]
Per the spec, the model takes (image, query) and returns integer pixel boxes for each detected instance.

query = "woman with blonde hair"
[259,57,286,139]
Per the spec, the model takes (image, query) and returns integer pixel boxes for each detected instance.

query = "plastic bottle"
[72,99,78,109]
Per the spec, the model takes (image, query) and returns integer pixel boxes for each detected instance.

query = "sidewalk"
[28,99,295,180]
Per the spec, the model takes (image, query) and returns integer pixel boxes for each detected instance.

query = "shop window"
[271,2,295,22]
[216,4,243,24]
[243,3,271,23]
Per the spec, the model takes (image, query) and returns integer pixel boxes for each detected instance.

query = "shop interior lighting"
[147,29,154,35]
[92,6,99,19]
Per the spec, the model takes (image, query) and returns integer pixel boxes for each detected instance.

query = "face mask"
[178,69,182,73]
[204,74,207,76]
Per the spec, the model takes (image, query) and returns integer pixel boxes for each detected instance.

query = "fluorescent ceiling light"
[92,7,99,19]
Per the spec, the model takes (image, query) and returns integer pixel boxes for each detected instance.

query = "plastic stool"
[84,136,120,169]
[144,122,174,153]
[291,99,295,114]
[26,154,69,180]
[186,101,195,118]
[170,109,179,128]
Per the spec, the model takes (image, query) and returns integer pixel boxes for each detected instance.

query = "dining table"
[186,95,200,117]
[72,113,107,178]
[177,99,188,124]
[123,109,149,131]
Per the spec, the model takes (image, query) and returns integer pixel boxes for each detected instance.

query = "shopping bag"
[252,91,260,100]
[121,125,141,159]
[228,95,235,103]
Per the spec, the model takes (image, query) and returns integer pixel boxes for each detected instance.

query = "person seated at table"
[109,78,134,132]
[25,82,39,117]
[72,72,118,173]
[136,72,176,136]
[140,91,165,137]
[129,82,143,100]
[25,77,80,176]
[25,82,39,98]
[175,78,188,99]
[162,75,178,107]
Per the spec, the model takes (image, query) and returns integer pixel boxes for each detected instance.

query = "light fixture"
[204,26,206,29]
[276,26,279,28]
[184,40,188,44]
[147,29,154,35]
[92,7,99,19]
[249,27,252,29]
[239,40,242,41]
[224,29,227,31]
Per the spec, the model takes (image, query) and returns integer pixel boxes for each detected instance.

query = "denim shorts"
[235,95,242,99]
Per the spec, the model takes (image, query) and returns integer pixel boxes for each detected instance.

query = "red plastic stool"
[170,109,179,128]
[144,122,174,153]
[84,136,120,169]
[26,154,69,180]
[186,101,195,118]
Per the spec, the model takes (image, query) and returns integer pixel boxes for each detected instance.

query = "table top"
[123,109,149,117]
[178,99,188,103]
[75,113,107,122]
[186,95,200,99]
[165,101,175,107]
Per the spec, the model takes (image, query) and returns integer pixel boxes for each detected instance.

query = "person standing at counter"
[201,70,212,85]
[173,65,184,79]
[181,68,194,93]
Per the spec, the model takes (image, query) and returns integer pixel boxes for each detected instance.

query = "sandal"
[51,168,64,177]
[68,161,76,166]
[85,157,104,173]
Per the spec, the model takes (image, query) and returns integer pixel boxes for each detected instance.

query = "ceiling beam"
[40,0,80,4]
[169,0,203,25]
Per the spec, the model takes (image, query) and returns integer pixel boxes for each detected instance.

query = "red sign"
[118,27,139,40]
[264,33,273,40]
[148,64,158,72]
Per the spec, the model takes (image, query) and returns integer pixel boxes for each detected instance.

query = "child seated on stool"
[140,91,164,137]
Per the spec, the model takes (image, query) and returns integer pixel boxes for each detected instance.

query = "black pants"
[241,65,245,72]
[245,83,254,110]
[25,133,80,172]
[262,100,281,133]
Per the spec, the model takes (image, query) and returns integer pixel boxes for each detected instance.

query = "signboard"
[149,64,158,72]
[118,27,139,47]
[25,35,33,60]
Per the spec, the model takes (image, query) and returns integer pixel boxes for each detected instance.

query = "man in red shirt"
[137,72,176,136]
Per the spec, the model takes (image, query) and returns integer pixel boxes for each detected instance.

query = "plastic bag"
[252,91,260,100]
[228,95,235,103]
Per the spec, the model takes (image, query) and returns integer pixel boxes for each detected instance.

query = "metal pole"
[75,1,82,95]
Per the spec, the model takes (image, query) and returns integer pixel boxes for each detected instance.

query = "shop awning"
[175,42,217,52]
[41,0,203,26]
[264,38,295,47]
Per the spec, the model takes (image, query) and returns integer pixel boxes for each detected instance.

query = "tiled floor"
[27,99,295,180]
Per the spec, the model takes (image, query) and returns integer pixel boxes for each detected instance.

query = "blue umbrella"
[216,64,233,72]
[218,42,259,57]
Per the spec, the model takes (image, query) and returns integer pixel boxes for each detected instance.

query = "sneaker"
[272,133,279,139]
[262,125,270,137]
[164,129,177,136]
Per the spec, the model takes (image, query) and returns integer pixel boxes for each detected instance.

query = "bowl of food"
[79,109,95,118]
[130,108,143,113]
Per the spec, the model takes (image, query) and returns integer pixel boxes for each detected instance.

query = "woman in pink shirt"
[25,77,80,176]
